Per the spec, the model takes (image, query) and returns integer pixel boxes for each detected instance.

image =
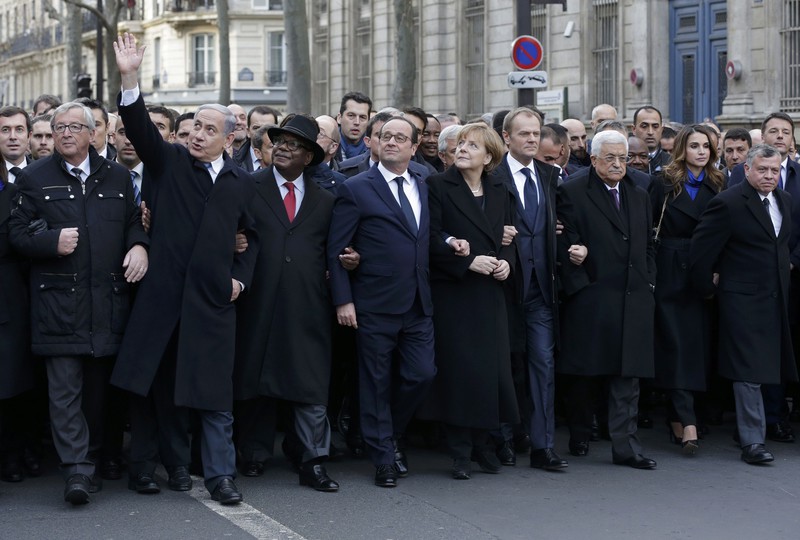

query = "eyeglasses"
[601,154,627,165]
[273,137,308,152]
[380,132,410,144]
[53,123,89,134]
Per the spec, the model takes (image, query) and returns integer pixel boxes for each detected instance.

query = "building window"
[781,0,800,112]
[353,1,371,95]
[190,33,215,87]
[266,31,286,86]
[464,0,485,118]
[592,0,618,108]
[312,0,329,114]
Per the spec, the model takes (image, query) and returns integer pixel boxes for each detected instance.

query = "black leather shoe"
[569,440,589,457]
[471,449,502,474]
[393,440,409,478]
[23,450,41,478]
[64,474,91,505]
[299,463,339,492]
[590,416,600,442]
[374,464,397,487]
[530,448,568,470]
[767,422,795,443]
[613,454,657,470]
[128,472,161,494]
[168,466,193,491]
[741,443,775,464]
[211,477,243,505]
[100,458,122,480]
[1,460,24,482]
[241,460,264,477]
[513,433,532,454]
[495,441,516,466]
[451,458,471,480]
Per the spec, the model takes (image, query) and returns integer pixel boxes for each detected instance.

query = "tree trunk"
[66,5,83,100]
[103,0,123,103]
[217,0,231,104]
[392,0,416,108]
[284,0,311,113]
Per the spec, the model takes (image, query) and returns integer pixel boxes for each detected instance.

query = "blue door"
[669,0,728,123]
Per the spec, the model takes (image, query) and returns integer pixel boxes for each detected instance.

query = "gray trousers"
[733,381,766,447]
[608,376,645,461]
[282,402,332,465]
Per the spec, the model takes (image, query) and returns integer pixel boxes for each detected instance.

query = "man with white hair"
[555,130,657,469]
[437,124,462,169]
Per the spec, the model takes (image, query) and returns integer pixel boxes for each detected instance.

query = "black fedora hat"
[267,115,326,167]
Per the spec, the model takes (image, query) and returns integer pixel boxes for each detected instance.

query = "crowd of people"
[2,33,800,507]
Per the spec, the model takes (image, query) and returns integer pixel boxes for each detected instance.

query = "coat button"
[681,263,687,269]
[626,290,631,295]
[622,236,629,241]
[44,195,50,200]
[69,195,75,199]
[285,256,292,263]
[288,231,293,236]
[772,292,778,298]
[99,193,104,198]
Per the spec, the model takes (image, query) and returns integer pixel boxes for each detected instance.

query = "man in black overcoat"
[690,144,799,464]
[556,130,657,469]
[233,115,339,492]
[110,34,258,505]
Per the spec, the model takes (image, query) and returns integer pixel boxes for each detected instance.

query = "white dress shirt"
[377,162,421,226]
[506,153,538,209]
[275,170,306,218]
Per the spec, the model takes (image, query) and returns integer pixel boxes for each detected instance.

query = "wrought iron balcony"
[187,71,216,87]
[265,70,287,87]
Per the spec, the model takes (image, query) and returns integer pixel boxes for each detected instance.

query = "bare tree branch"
[62,0,117,34]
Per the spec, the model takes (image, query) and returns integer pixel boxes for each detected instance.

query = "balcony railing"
[168,0,215,12]
[265,70,287,87]
[187,71,216,87]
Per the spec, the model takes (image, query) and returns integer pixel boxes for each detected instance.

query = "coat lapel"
[586,169,627,234]
[292,174,322,227]
[369,169,418,237]
[255,167,293,228]
[445,169,496,246]
[743,183,778,238]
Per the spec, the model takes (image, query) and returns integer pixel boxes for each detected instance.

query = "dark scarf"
[339,130,367,159]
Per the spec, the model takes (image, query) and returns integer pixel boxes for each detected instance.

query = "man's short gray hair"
[197,103,236,136]
[51,102,94,130]
[438,125,462,152]
[595,119,627,135]
[745,144,782,168]
[591,130,628,157]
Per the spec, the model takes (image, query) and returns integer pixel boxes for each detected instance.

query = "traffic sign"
[510,35,544,71]
[507,71,548,89]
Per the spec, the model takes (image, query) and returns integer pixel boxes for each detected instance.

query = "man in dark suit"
[0,106,33,183]
[110,33,258,505]
[631,106,669,174]
[327,116,436,488]
[10,101,149,504]
[721,128,752,179]
[491,107,578,471]
[691,144,798,464]
[234,105,280,172]
[233,115,339,492]
[556,130,657,469]
[728,113,800,443]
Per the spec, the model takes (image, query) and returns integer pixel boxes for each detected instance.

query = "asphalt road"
[2,416,800,540]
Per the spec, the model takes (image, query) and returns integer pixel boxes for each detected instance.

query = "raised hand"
[113,32,146,88]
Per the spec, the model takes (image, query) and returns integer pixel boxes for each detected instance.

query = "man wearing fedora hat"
[233,113,340,492]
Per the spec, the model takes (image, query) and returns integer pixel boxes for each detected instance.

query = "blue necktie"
[130,170,142,206]
[394,177,418,235]
[521,167,539,225]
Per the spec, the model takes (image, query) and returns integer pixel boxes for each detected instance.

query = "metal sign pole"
[516,0,533,107]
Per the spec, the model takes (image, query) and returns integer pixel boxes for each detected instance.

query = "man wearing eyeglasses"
[328,116,436,488]
[556,129,657,470]
[110,33,258,506]
[9,101,149,505]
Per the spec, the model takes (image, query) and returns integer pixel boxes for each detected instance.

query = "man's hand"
[122,244,148,282]
[336,303,358,329]
[57,227,79,256]
[555,219,564,236]
[140,201,151,234]
[469,255,499,275]
[712,273,719,287]
[234,230,248,254]
[339,246,360,271]
[567,244,588,265]
[113,33,146,89]
[492,259,511,281]
[448,238,470,256]
[502,225,517,246]
[230,279,243,302]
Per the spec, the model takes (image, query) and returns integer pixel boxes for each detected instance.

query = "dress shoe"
[374,464,397,488]
[495,441,516,466]
[513,433,532,454]
[1,460,24,482]
[451,457,471,480]
[393,439,409,478]
[64,474,91,505]
[241,461,265,477]
[128,472,161,494]
[767,422,795,443]
[100,458,122,480]
[168,466,193,491]
[741,443,774,464]
[471,448,502,474]
[530,448,568,470]
[299,463,339,492]
[590,416,600,442]
[568,440,589,457]
[613,454,657,470]
[211,477,243,505]
[23,451,41,478]
[89,475,103,493]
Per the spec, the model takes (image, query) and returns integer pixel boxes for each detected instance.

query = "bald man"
[315,115,342,169]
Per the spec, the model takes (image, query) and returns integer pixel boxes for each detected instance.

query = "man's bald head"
[560,118,587,160]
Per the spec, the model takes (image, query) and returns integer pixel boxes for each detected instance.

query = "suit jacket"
[339,153,432,181]
[556,169,656,378]
[690,180,798,384]
[327,164,432,316]
[111,94,259,411]
[234,167,335,404]
[234,139,255,172]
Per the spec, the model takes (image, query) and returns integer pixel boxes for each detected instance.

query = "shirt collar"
[65,155,91,178]
[204,154,226,176]
[506,153,536,179]
[275,168,305,193]
[377,162,410,184]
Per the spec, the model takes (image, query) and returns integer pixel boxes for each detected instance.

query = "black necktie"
[9,166,21,181]
[394,177,418,235]
[521,167,539,225]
